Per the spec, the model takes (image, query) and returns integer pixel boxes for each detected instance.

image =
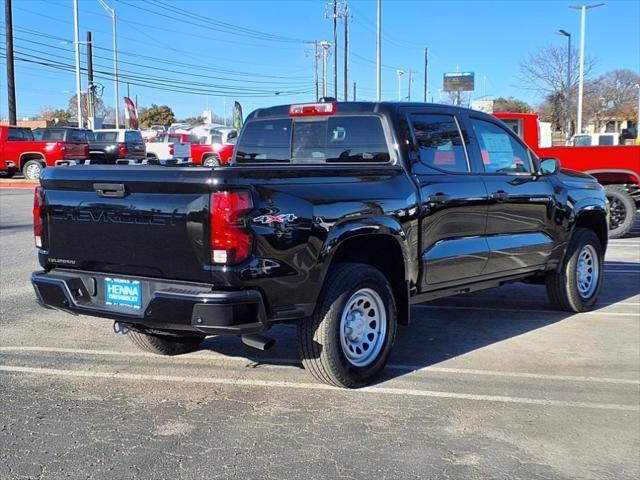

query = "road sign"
[443,72,475,92]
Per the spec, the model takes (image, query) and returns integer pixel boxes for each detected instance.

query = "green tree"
[493,97,531,113]
[39,106,71,123]
[178,116,205,125]
[139,104,176,127]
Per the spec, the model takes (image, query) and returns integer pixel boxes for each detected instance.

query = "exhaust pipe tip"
[241,334,275,351]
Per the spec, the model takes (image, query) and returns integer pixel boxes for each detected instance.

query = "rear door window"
[410,113,469,173]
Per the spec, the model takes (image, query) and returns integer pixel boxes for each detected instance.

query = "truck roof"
[248,101,484,120]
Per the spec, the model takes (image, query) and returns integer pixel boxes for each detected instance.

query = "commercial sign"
[443,72,475,92]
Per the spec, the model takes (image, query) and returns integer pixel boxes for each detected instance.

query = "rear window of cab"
[235,116,390,164]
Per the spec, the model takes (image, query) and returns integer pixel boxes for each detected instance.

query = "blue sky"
[1,0,639,120]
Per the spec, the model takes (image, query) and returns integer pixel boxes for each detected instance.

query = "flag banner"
[124,97,139,129]
[233,101,243,130]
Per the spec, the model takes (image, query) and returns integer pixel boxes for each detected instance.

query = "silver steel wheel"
[339,288,387,367]
[24,162,42,180]
[576,244,599,299]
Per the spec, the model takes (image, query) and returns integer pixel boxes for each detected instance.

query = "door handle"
[94,183,126,198]
[427,193,451,204]
[490,190,509,202]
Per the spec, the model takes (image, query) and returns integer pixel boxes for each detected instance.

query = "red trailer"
[494,112,640,238]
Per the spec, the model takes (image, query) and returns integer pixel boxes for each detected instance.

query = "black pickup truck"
[32,101,608,388]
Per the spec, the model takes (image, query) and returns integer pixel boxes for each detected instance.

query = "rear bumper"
[32,269,268,335]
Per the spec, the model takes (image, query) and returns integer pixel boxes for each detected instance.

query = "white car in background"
[145,133,191,162]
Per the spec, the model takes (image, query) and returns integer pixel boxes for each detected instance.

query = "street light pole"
[320,41,331,98]
[73,0,82,128]
[570,3,603,134]
[376,0,381,101]
[98,0,120,128]
[557,29,572,136]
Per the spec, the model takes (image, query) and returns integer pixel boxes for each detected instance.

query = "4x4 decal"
[253,213,297,225]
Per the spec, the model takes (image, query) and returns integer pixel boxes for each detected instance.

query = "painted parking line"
[414,305,638,317]
[1,346,638,386]
[1,365,637,412]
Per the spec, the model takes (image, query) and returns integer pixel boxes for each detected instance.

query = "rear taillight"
[118,143,127,157]
[210,191,253,265]
[33,186,44,248]
[169,144,174,156]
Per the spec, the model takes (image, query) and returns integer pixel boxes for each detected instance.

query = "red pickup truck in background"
[494,112,640,238]
[164,132,234,166]
[0,125,89,180]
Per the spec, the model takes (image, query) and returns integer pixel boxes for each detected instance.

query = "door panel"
[404,109,489,288]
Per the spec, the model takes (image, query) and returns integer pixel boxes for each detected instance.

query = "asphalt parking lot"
[1,187,639,480]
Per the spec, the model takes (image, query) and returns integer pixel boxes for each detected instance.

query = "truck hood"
[556,168,602,190]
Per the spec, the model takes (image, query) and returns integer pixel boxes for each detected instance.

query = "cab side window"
[410,113,469,173]
[470,118,531,173]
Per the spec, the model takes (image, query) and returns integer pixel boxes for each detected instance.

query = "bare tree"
[519,44,596,134]
[584,69,640,130]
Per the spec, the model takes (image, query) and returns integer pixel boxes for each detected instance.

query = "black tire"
[546,228,604,312]
[297,263,398,388]
[605,185,637,239]
[0,170,15,179]
[22,160,44,180]
[128,330,205,356]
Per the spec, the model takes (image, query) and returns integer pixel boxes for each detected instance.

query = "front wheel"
[128,330,205,356]
[605,185,637,239]
[546,228,604,312]
[297,263,397,388]
[22,160,44,180]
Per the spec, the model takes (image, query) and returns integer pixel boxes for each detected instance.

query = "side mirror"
[539,157,559,175]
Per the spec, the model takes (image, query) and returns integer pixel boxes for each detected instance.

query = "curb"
[0,181,38,189]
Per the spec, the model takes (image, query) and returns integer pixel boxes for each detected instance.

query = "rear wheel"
[202,154,221,167]
[546,228,604,312]
[605,184,637,239]
[128,330,205,356]
[22,160,44,180]
[297,263,397,388]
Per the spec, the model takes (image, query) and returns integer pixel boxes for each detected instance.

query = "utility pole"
[5,0,17,125]
[343,5,349,101]
[86,31,95,128]
[98,0,120,128]
[305,41,321,100]
[314,41,319,101]
[376,0,381,101]
[333,0,338,99]
[320,41,331,98]
[73,0,83,128]
[396,70,404,101]
[407,70,414,101]
[353,82,356,101]
[570,3,603,134]
[423,48,428,102]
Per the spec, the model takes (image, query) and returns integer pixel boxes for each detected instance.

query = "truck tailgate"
[39,166,213,282]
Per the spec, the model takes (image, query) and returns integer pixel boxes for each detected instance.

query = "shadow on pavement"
[196,259,640,385]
